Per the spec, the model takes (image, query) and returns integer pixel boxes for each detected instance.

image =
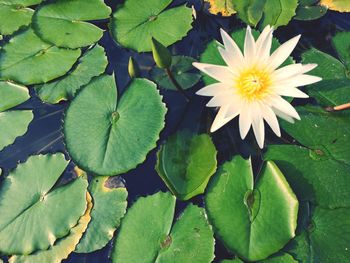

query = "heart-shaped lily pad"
[33,0,111,48]
[0,28,81,85]
[205,156,298,261]
[75,176,128,253]
[64,74,167,176]
[0,153,88,255]
[35,44,108,104]
[111,191,215,263]
[156,130,217,200]
[0,81,33,151]
[110,0,193,52]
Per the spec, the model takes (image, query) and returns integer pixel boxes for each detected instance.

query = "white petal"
[255,26,273,63]
[220,28,244,64]
[196,83,230,96]
[261,105,281,137]
[268,35,301,70]
[273,107,295,123]
[224,100,242,118]
[272,63,319,83]
[193,62,234,84]
[239,106,252,139]
[218,47,241,74]
[274,86,309,98]
[256,25,271,50]
[244,26,256,64]
[271,96,300,120]
[206,95,230,107]
[252,115,265,149]
[210,105,236,132]
[301,63,318,74]
[275,74,322,87]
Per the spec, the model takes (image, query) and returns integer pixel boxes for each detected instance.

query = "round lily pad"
[33,0,111,48]
[156,130,217,200]
[0,28,81,85]
[110,0,193,52]
[75,176,128,253]
[205,156,299,261]
[64,74,167,176]
[0,1,33,35]
[0,153,88,255]
[35,44,108,104]
[111,191,215,263]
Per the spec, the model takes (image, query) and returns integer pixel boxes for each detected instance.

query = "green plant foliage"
[75,176,128,253]
[156,130,217,200]
[233,0,298,28]
[111,191,215,263]
[151,56,201,90]
[0,154,88,255]
[204,0,236,16]
[221,259,244,263]
[151,37,172,69]
[110,0,193,52]
[264,106,350,208]
[33,0,111,49]
[260,253,297,262]
[0,81,33,151]
[0,28,81,85]
[64,74,167,176]
[294,0,328,21]
[35,45,108,104]
[205,156,298,261]
[128,57,141,78]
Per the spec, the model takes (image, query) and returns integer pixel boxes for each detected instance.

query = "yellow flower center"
[236,67,271,101]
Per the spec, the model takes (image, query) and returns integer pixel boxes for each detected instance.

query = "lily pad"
[295,0,328,21]
[110,0,193,52]
[35,44,108,104]
[33,0,111,48]
[64,74,167,176]
[0,81,33,151]
[111,191,215,263]
[150,56,201,91]
[0,153,88,255]
[9,193,93,263]
[156,130,217,200]
[260,253,297,262]
[204,0,236,16]
[0,28,81,85]
[75,176,128,253]
[320,0,350,12]
[205,156,298,261]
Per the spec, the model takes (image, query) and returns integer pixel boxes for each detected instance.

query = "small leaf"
[152,37,172,69]
[0,2,34,35]
[204,0,236,16]
[294,1,328,21]
[320,0,350,12]
[128,57,141,78]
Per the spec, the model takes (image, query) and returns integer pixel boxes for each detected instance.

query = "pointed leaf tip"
[151,37,172,69]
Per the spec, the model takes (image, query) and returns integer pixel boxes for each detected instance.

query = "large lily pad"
[205,156,298,261]
[111,191,215,263]
[0,28,81,85]
[156,130,217,200]
[260,253,297,262]
[35,44,108,104]
[75,176,128,253]
[0,154,88,255]
[110,0,193,52]
[0,81,33,151]
[33,0,111,48]
[64,74,167,176]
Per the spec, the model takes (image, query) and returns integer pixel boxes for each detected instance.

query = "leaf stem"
[166,68,190,102]
[326,102,350,112]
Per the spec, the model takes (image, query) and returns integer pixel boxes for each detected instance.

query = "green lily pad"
[110,0,193,52]
[0,28,81,85]
[111,192,215,263]
[75,176,128,253]
[260,253,297,262]
[205,156,298,261]
[221,259,244,263]
[35,44,108,104]
[156,130,217,200]
[0,2,33,35]
[294,0,328,21]
[0,154,88,255]
[0,81,33,151]
[33,0,111,49]
[150,56,201,90]
[64,74,167,176]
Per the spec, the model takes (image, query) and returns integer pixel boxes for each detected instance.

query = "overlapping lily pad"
[33,0,111,48]
[35,45,108,104]
[295,0,328,21]
[64,74,167,176]
[0,28,81,85]
[0,153,88,255]
[156,130,217,200]
[0,81,33,151]
[110,0,193,52]
[205,156,298,261]
[111,191,215,263]
[75,176,128,253]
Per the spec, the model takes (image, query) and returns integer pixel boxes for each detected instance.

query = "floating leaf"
[222,259,244,263]
[0,81,33,151]
[156,130,217,200]
[110,0,193,52]
[204,0,236,16]
[150,56,201,90]
[320,0,350,12]
[0,154,88,255]
[0,28,81,85]
[35,45,108,104]
[111,192,215,263]
[260,253,297,262]
[64,75,167,176]
[9,193,93,263]
[33,0,111,49]
[75,176,128,253]
[294,0,328,21]
[205,156,298,261]
[264,106,350,208]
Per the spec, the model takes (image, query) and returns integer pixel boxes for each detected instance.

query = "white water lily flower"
[193,26,322,148]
